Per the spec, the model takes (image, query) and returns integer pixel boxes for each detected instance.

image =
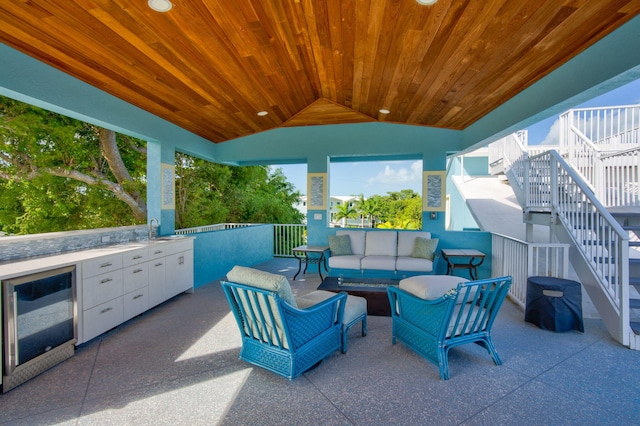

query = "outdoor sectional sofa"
[327,230,440,279]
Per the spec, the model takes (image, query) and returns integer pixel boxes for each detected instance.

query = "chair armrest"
[281,291,347,348]
[387,286,456,337]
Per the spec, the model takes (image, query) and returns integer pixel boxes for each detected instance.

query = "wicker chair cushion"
[399,275,469,303]
[227,266,297,307]
[296,290,366,325]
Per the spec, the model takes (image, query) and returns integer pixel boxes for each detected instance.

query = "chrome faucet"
[149,218,159,240]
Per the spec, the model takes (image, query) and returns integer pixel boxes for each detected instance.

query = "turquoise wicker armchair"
[387,276,512,380]
[221,266,347,380]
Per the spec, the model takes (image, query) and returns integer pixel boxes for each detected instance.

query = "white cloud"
[367,160,422,188]
[540,118,560,145]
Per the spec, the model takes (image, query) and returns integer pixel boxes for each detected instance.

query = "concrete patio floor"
[1,258,638,425]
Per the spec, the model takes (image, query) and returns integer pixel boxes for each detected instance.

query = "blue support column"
[146,139,176,236]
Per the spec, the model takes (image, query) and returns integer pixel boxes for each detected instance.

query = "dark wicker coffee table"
[317,276,399,316]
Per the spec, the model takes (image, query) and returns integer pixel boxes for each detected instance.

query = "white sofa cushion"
[336,230,366,255]
[399,275,469,302]
[397,231,432,257]
[360,255,397,271]
[365,231,397,256]
[328,254,363,270]
[395,256,433,272]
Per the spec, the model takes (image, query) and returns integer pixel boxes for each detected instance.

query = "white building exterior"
[294,195,368,227]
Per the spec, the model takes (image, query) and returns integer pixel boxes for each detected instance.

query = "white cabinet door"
[124,287,149,321]
[83,297,124,342]
[123,263,148,294]
[148,258,167,308]
[166,249,194,298]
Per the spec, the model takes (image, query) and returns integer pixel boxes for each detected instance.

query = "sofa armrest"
[433,252,441,274]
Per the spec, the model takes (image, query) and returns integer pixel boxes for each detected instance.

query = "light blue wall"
[215,122,460,165]
[192,225,274,287]
[436,231,492,279]
[447,177,480,231]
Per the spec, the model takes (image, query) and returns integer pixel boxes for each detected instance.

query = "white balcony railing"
[561,105,640,153]
[491,233,569,308]
[559,105,640,207]
[176,223,306,257]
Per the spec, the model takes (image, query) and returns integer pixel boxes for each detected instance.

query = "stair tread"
[583,240,640,246]
[608,207,640,217]
[631,299,640,309]
[594,257,640,263]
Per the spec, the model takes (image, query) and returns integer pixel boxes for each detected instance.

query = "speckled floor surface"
[1,258,638,425]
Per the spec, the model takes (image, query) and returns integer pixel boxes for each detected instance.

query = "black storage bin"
[525,276,584,333]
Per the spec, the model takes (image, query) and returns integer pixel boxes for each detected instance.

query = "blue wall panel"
[192,225,274,287]
[434,231,492,279]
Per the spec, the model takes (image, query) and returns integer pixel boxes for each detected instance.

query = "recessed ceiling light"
[148,0,173,12]
[379,109,391,114]
[257,111,268,116]
[416,0,437,5]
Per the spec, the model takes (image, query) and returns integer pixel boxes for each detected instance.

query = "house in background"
[295,196,363,227]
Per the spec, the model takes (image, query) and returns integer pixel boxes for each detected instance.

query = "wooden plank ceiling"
[1,0,639,144]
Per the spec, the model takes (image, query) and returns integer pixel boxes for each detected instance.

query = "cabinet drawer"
[165,239,193,256]
[83,297,124,342]
[124,287,149,321]
[122,248,149,267]
[123,263,149,293]
[83,255,123,278]
[83,270,123,308]
[148,238,193,258]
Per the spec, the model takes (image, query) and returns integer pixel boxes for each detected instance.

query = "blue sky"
[275,78,640,197]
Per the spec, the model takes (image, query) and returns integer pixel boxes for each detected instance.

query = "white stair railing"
[600,147,640,206]
[526,150,631,346]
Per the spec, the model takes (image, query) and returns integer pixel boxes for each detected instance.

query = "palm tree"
[354,195,381,228]
[333,201,357,227]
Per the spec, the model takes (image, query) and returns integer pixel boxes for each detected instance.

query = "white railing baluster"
[492,233,569,308]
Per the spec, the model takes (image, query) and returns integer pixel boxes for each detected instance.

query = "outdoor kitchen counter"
[0,237,192,279]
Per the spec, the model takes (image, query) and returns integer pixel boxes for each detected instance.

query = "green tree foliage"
[350,190,422,229]
[174,153,304,229]
[0,96,304,235]
[0,96,147,234]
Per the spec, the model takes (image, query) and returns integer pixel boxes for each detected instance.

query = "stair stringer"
[504,167,527,207]
[550,216,631,347]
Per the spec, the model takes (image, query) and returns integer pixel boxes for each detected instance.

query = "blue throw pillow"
[328,235,352,256]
